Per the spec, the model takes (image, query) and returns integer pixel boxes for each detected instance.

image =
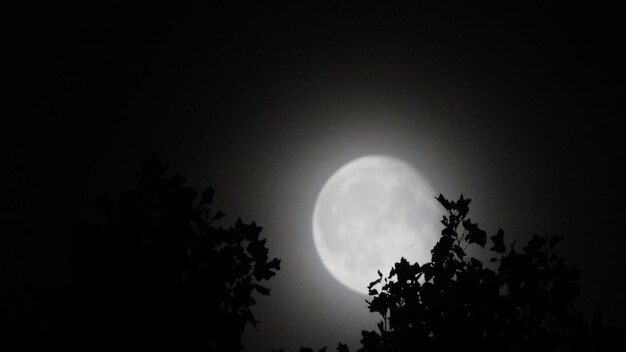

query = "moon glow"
[313,155,442,295]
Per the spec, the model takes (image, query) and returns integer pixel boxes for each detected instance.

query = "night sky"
[7,2,625,351]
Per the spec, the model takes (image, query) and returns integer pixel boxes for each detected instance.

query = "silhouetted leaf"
[360,330,381,349]
[435,194,451,210]
[368,294,389,316]
[248,238,269,263]
[368,278,381,290]
[236,218,263,242]
[463,219,487,247]
[491,228,506,253]
[254,284,271,295]
[470,257,483,269]
[267,257,281,270]
[336,342,349,352]
[394,257,412,282]
[452,245,465,259]
[211,210,225,221]
[422,263,434,282]
[526,235,547,251]
[242,308,259,329]
[432,236,454,263]
[456,194,471,217]
[442,227,456,238]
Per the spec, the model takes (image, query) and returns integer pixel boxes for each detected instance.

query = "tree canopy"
[359,194,586,352]
[292,194,609,352]
[68,153,280,350]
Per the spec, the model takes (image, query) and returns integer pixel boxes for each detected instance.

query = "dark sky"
[7,2,625,351]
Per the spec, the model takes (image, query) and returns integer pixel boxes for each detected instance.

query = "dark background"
[6,2,625,351]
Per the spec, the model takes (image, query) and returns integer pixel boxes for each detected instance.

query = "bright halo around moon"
[312,155,442,295]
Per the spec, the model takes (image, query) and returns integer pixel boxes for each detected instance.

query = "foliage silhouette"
[287,193,613,352]
[68,153,280,350]
[356,194,588,352]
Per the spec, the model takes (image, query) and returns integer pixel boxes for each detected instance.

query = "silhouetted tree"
[359,194,586,352]
[69,153,280,350]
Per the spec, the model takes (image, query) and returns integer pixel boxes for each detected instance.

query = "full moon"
[313,155,442,295]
